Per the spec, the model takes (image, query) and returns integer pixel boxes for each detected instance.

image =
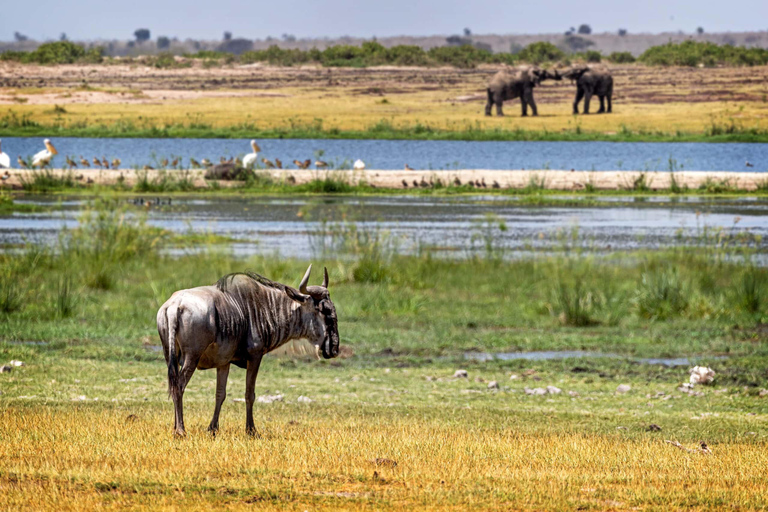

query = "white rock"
[257,394,284,404]
[616,384,631,394]
[453,369,468,379]
[524,387,547,396]
[72,395,87,401]
[546,385,562,395]
[9,360,24,367]
[568,390,580,397]
[689,366,715,385]
[297,395,313,403]
[232,398,245,403]
[759,389,768,397]
[509,374,519,380]
[487,381,499,389]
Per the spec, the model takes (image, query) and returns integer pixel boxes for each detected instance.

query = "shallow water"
[3,195,767,259]
[464,351,729,367]
[3,137,768,172]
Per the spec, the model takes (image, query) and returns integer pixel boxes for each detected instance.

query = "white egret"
[242,140,261,168]
[0,140,10,169]
[32,139,58,168]
[353,159,366,170]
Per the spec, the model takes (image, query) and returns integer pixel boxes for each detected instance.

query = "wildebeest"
[156,265,340,436]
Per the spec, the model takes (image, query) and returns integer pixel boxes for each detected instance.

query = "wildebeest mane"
[213,271,298,346]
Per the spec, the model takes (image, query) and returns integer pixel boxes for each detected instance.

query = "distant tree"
[223,31,232,41]
[446,35,472,46]
[14,31,28,42]
[618,28,628,37]
[127,41,135,48]
[134,28,151,43]
[60,32,67,41]
[282,33,297,42]
[218,37,253,55]
[463,28,472,37]
[696,26,705,35]
[577,24,592,35]
[561,34,595,52]
[157,36,170,49]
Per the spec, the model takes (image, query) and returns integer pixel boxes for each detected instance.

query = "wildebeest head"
[285,265,340,359]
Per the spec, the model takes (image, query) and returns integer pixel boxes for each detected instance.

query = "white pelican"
[0,140,10,169]
[353,159,366,170]
[32,139,58,168]
[242,140,261,168]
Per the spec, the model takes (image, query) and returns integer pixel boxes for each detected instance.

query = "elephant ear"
[528,67,543,85]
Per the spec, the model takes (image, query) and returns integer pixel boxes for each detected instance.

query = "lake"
[2,137,767,172]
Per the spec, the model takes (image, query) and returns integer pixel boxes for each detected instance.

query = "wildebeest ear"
[285,286,309,303]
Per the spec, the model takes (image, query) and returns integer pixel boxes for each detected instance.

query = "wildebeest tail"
[158,304,181,399]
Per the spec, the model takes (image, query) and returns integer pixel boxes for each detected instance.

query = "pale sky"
[2,0,767,42]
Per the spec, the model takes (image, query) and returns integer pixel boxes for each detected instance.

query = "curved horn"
[299,264,312,294]
[322,267,329,288]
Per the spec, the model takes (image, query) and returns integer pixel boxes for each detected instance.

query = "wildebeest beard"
[321,306,340,359]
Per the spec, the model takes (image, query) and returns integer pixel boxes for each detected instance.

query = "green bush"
[517,42,565,64]
[428,45,492,68]
[639,40,768,67]
[608,51,636,63]
[0,41,102,64]
[585,50,602,63]
[636,268,689,320]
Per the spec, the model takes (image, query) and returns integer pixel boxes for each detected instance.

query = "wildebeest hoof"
[208,425,219,435]
[173,428,187,438]
[246,427,261,438]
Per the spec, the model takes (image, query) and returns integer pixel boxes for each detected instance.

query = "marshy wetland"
[1,55,768,510]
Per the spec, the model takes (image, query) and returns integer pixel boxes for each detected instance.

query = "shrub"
[428,44,491,68]
[608,51,636,63]
[0,41,99,64]
[517,42,565,64]
[639,40,768,67]
[636,268,689,320]
[585,50,602,63]
[386,45,430,66]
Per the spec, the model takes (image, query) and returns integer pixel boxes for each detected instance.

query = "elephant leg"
[583,91,593,114]
[597,96,605,114]
[573,88,584,114]
[494,92,504,116]
[520,98,528,116]
[244,354,264,437]
[485,89,493,116]
[607,94,613,113]
[524,89,538,116]
[208,364,230,434]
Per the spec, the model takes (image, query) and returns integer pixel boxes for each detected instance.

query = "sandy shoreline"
[1,168,765,191]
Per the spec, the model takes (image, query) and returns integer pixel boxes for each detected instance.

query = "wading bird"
[315,160,328,169]
[79,156,89,168]
[242,140,261,168]
[353,159,366,170]
[453,177,461,186]
[160,158,169,168]
[746,160,754,168]
[492,180,500,189]
[171,158,180,168]
[102,158,110,169]
[404,164,413,171]
[275,158,283,169]
[17,156,27,169]
[201,158,211,166]
[112,158,121,169]
[1,171,11,181]
[0,140,10,169]
[402,179,408,188]
[32,139,58,168]
[65,156,77,169]
[261,158,275,169]
[293,159,311,169]
[92,157,102,169]
[189,158,200,168]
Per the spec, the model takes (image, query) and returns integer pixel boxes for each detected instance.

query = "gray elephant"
[485,66,561,117]
[562,64,614,114]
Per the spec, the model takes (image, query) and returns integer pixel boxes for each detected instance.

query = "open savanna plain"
[1,198,768,510]
[1,62,768,140]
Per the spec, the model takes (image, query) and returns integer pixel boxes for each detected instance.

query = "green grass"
[1,200,766,509]
[3,116,768,142]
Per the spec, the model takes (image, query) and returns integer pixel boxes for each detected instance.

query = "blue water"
[2,137,767,172]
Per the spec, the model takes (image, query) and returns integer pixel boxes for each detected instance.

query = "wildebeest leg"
[208,363,230,434]
[244,354,264,436]
[173,353,201,437]
[573,88,584,114]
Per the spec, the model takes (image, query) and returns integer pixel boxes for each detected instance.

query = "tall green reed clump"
[59,198,165,290]
[635,266,689,320]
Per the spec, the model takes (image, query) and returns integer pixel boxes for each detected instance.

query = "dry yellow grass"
[1,64,768,136]
[1,406,767,511]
